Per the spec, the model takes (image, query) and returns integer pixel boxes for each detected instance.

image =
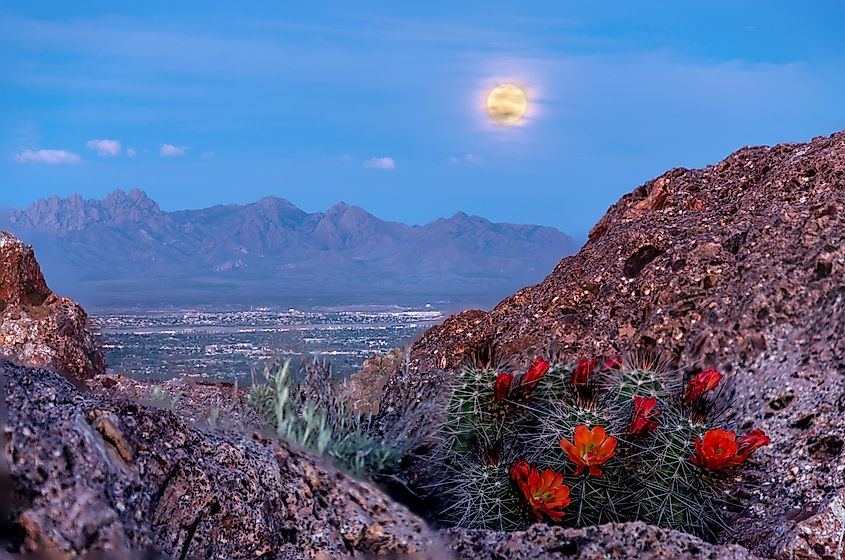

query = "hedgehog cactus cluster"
[432,354,770,538]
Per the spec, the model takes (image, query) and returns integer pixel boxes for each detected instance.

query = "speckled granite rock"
[2,361,435,559]
[358,131,845,558]
[443,522,761,559]
[0,231,104,380]
[88,373,261,430]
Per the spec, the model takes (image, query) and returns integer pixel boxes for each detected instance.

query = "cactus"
[431,364,539,529]
[437,455,527,531]
[428,352,770,539]
[626,414,727,538]
[522,365,631,527]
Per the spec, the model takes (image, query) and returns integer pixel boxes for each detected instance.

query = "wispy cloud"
[364,156,395,170]
[160,144,188,157]
[86,138,121,156]
[201,150,216,159]
[14,149,81,164]
[450,153,483,165]
[125,148,137,157]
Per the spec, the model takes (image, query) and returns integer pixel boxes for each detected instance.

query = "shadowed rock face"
[2,361,435,559]
[0,231,104,380]
[365,131,845,558]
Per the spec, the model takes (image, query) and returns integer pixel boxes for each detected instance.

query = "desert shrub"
[247,359,414,481]
[429,353,770,539]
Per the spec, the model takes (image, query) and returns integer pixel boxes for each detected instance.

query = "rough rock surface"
[88,373,261,430]
[0,231,104,380]
[358,132,845,558]
[2,361,434,559]
[443,522,761,559]
[3,362,753,560]
[344,347,409,415]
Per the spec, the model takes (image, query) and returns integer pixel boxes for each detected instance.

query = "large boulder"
[0,231,104,380]
[2,360,435,558]
[361,131,845,558]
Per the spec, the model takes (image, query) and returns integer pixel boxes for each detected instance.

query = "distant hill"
[8,190,577,307]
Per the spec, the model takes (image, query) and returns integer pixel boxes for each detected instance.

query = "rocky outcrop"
[87,373,261,430]
[2,361,434,558]
[443,523,761,559]
[361,131,845,558]
[344,347,408,415]
[0,231,104,380]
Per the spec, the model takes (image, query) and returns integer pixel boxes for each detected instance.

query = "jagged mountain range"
[7,189,576,306]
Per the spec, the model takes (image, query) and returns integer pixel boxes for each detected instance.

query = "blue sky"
[2,2,844,237]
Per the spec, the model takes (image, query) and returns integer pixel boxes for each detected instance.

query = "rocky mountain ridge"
[8,190,576,306]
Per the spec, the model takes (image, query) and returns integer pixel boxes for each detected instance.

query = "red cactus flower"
[516,466,571,522]
[602,354,623,371]
[508,458,531,485]
[629,396,661,436]
[494,372,513,403]
[737,429,771,460]
[520,357,550,392]
[692,428,771,472]
[683,368,723,405]
[572,358,598,389]
[559,425,618,477]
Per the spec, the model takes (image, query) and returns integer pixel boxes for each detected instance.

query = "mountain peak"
[256,195,298,208]
[327,201,350,212]
[101,188,161,217]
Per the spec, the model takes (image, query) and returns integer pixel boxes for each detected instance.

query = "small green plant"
[248,359,413,481]
[149,385,182,410]
[429,352,770,539]
[206,406,220,429]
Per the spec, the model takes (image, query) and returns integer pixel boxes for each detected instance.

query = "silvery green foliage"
[149,384,182,410]
[248,360,406,480]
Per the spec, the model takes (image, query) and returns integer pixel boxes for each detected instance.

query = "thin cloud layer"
[450,154,483,165]
[85,139,121,157]
[160,144,188,157]
[364,157,396,170]
[14,149,81,164]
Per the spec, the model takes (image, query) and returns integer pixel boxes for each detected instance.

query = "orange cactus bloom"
[559,425,618,477]
[516,466,571,522]
[683,368,723,405]
[629,396,661,436]
[494,372,513,403]
[690,428,770,472]
[520,357,550,392]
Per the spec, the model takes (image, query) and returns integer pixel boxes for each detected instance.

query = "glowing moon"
[486,84,528,124]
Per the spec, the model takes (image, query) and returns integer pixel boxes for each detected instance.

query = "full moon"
[486,84,528,124]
